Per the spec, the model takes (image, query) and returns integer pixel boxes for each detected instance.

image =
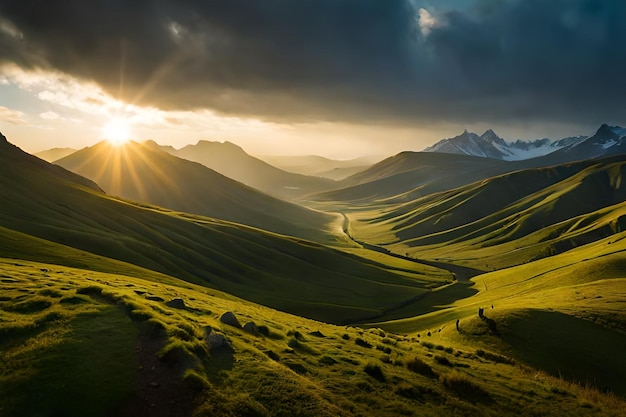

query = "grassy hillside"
[54,140,335,242]
[2,258,624,417]
[171,140,336,199]
[0,135,451,324]
[312,152,514,204]
[369,230,626,396]
[348,155,626,270]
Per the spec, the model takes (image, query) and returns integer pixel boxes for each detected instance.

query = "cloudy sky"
[1,0,625,157]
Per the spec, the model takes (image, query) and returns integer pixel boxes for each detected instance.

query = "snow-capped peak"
[423,129,589,161]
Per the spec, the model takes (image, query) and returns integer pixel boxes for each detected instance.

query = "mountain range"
[158,140,336,199]
[422,126,625,161]
[54,140,335,241]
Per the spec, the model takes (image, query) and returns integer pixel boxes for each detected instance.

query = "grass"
[1,258,624,416]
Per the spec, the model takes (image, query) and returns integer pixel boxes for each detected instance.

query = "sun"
[102,117,132,146]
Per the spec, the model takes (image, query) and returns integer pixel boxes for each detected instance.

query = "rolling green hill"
[347,155,626,269]
[54,140,335,242]
[369,227,626,396]
[0,133,450,324]
[312,152,514,204]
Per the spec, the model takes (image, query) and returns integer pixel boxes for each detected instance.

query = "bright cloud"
[418,8,438,36]
[39,111,60,120]
[0,106,26,124]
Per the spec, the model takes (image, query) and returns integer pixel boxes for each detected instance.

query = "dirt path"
[340,212,484,324]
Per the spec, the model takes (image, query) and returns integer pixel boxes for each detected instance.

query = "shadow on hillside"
[499,309,626,396]
[203,348,235,384]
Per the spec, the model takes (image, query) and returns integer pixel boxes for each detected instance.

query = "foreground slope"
[372,228,626,396]
[0,133,448,323]
[55,140,334,242]
[169,140,335,199]
[2,259,624,417]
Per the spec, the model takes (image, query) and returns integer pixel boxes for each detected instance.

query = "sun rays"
[102,117,132,147]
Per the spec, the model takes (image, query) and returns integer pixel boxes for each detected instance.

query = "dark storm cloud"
[1,0,625,126]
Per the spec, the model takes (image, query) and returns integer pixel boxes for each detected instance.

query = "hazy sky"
[1,0,625,158]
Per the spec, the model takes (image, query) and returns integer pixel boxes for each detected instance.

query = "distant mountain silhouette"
[258,154,377,180]
[157,140,336,199]
[34,147,77,162]
[314,152,511,203]
[55,140,334,241]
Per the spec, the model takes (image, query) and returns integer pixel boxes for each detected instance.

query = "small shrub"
[434,355,453,367]
[376,344,392,354]
[421,341,434,349]
[380,355,392,364]
[34,311,65,325]
[182,369,210,393]
[287,337,318,355]
[158,340,197,365]
[475,349,514,364]
[355,338,372,348]
[339,356,360,366]
[287,337,300,349]
[341,333,350,340]
[59,295,89,305]
[7,299,52,314]
[264,350,280,361]
[364,363,386,382]
[287,330,305,341]
[434,344,445,351]
[319,355,338,365]
[286,362,307,375]
[441,372,491,402]
[38,289,63,298]
[76,285,103,296]
[406,357,438,378]
[381,337,396,345]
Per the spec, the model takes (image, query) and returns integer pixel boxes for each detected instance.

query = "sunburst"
[102,117,132,146]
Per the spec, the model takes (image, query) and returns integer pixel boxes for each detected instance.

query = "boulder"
[166,298,186,309]
[220,311,242,328]
[206,332,232,352]
[243,322,258,334]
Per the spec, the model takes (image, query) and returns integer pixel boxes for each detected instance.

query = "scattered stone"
[243,322,258,334]
[220,311,242,328]
[206,332,232,352]
[149,382,159,388]
[166,298,186,309]
[145,295,164,302]
[257,325,270,336]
